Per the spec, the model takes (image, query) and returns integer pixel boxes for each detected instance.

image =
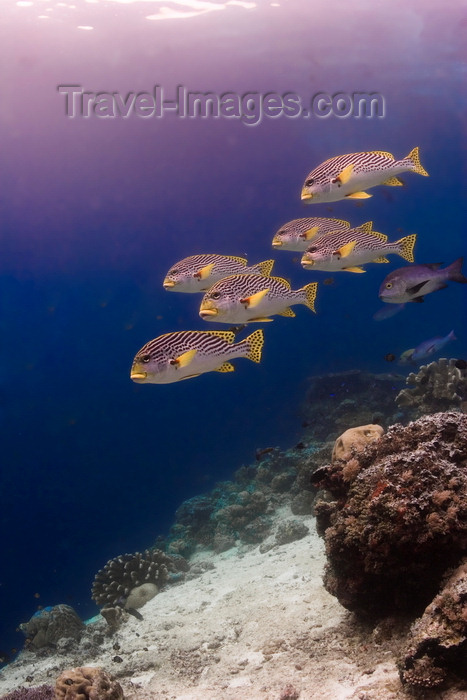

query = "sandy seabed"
[1,507,465,700]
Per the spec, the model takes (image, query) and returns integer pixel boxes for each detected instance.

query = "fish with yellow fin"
[130,329,264,384]
[272,217,351,251]
[301,225,417,273]
[163,254,274,293]
[199,274,317,323]
[301,147,428,203]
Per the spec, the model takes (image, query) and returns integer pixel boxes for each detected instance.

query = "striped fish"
[272,217,351,252]
[301,226,417,273]
[163,254,274,293]
[130,329,264,384]
[199,274,317,323]
[301,147,429,203]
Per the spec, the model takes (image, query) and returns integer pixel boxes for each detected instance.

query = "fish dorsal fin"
[345,191,372,199]
[240,289,269,308]
[367,230,388,242]
[278,307,296,317]
[173,349,197,368]
[357,221,373,234]
[194,263,215,280]
[254,259,275,276]
[336,241,357,258]
[204,330,235,343]
[383,176,403,186]
[335,218,351,228]
[336,164,354,184]
[371,150,394,159]
[374,256,390,263]
[274,276,291,289]
[228,256,248,265]
[343,266,366,273]
[303,226,319,240]
[215,362,235,372]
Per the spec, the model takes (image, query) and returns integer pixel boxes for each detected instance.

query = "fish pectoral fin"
[240,289,269,308]
[335,164,354,184]
[278,307,296,317]
[173,348,197,368]
[194,263,215,280]
[304,226,319,240]
[382,176,404,186]
[345,191,372,199]
[374,256,390,263]
[336,241,357,258]
[215,362,235,372]
[342,266,366,273]
[407,281,430,294]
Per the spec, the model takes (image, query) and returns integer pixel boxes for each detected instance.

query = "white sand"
[0,508,427,699]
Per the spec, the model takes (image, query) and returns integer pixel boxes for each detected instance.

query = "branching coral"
[396,358,467,414]
[91,549,176,609]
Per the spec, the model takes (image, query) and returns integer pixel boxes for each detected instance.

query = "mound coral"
[91,549,176,609]
[400,559,467,689]
[54,667,124,700]
[331,424,384,461]
[313,411,467,617]
[19,605,84,650]
[396,358,467,415]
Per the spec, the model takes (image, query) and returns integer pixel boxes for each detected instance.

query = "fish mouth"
[130,371,147,382]
[301,189,313,201]
[301,259,314,268]
[163,279,176,289]
[271,239,282,248]
[199,308,218,318]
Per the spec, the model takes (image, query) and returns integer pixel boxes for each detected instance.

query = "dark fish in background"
[411,330,456,362]
[379,257,467,304]
[256,447,275,461]
[384,353,396,362]
[454,359,467,370]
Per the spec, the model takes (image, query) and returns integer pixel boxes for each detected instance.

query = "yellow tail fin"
[397,233,417,262]
[406,147,429,176]
[301,282,318,313]
[243,328,264,363]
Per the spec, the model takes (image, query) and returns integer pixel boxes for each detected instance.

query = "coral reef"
[54,667,124,700]
[313,412,467,617]
[331,424,384,461]
[396,358,467,416]
[301,370,404,441]
[0,686,54,700]
[91,549,176,609]
[400,559,467,689]
[19,606,84,650]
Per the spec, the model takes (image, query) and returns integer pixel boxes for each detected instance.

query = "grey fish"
[379,258,467,304]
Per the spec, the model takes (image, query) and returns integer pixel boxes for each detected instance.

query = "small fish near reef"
[130,329,264,384]
[271,217,350,251]
[301,147,429,203]
[301,225,416,273]
[399,330,457,365]
[199,273,317,324]
[379,257,467,304]
[163,254,274,293]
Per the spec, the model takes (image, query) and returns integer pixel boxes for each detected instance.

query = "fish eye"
[140,354,151,363]
[169,269,179,275]
[385,282,393,289]
[305,178,314,187]
[210,291,221,300]
[307,246,317,253]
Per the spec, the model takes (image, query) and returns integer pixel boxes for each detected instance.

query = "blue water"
[0,0,466,660]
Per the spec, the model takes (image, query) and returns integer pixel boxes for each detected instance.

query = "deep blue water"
[0,0,466,659]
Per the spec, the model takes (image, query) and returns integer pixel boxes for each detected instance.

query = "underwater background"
[0,0,465,659]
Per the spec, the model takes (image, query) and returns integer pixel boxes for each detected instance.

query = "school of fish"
[130,146,466,384]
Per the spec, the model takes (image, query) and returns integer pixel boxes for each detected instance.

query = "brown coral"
[54,667,124,700]
[313,412,467,617]
[331,424,384,462]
